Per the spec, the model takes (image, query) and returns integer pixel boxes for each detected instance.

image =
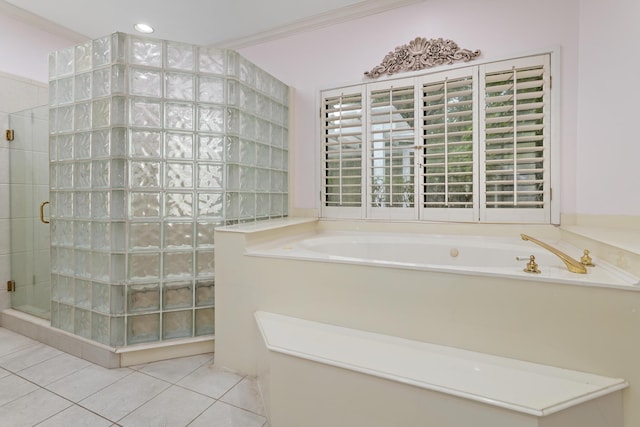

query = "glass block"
[75,133,91,159]
[50,302,59,328]
[75,42,92,72]
[226,50,239,77]
[74,102,92,131]
[74,162,91,189]
[197,164,223,188]
[274,170,287,192]
[92,222,110,250]
[225,136,240,163]
[49,52,57,80]
[130,36,162,67]
[271,193,284,216]
[111,65,127,95]
[257,170,271,194]
[92,35,112,68]
[165,72,193,100]
[198,135,224,161]
[127,283,159,314]
[256,94,270,119]
[111,253,126,282]
[58,275,74,304]
[131,130,162,158]
[165,163,193,188]
[131,161,160,188]
[255,71,270,95]
[74,308,91,339]
[198,105,225,133]
[239,58,256,86]
[111,96,127,126]
[111,316,125,346]
[271,124,285,148]
[198,47,225,75]
[196,222,218,247]
[50,135,58,161]
[74,191,91,219]
[75,250,90,278]
[163,310,193,340]
[256,119,270,144]
[57,105,73,132]
[196,250,215,277]
[198,76,225,104]
[92,160,110,188]
[226,164,239,191]
[226,192,239,219]
[92,99,110,128]
[58,163,73,189]
[256,143,270,168]
[163,252,193,279]
[271,148,285,170]
[91,312,109,345]
[111,128,127,158]
[129,222,161,249]
[112,222,126,251]
[111,285,125,315]
[74,221,91,249]
[91,251,110,282]
[93,68,111,98]
[163,281,192,310]
[92,129,110,158]
[131,68,162,97]
[165,103,193,130]
[165,132,193,159]
[164,222,193,248]
[57,77,73,105]
[227,108,239,134]
[166,41,194,70]
[128,313,160,344]
[128,252,160,281]
[195,308,214,336]
[226,79,238,106]
[58,192,73,218]
[239,193,256,218]
[91,191,109,219]
[56,46,74,76]
[49,108,58,134]
[240,112,255,139]
[131,98,162,128]
[74,73,91,101]
[61,220,75,247]
[51,274,59,302]
[92,281,109,314]
[198,193,223,218]
[111,190,126,220]
[165,192,193,218]
[240,140,256,165]
[130,192,160,218]
[58,303,74,333]
[195,280,214,306]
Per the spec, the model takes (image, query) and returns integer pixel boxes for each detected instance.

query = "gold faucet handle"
[523,255,541,274]
[580,249,595,267]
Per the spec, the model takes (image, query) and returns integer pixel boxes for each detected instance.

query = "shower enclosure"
[8,105,51,319]
[47,33,288,347]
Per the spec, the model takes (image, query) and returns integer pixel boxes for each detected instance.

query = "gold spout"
[520,234,587,274]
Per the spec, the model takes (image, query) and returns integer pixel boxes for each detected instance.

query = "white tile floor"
[0,327,268,427]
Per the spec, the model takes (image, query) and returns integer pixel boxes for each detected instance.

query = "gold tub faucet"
[520,234,587,274]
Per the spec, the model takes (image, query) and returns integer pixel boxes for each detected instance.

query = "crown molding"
[216,0,427,50]
[0,0,88,44]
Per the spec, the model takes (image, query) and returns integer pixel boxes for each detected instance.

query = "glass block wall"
[48,33,288,347]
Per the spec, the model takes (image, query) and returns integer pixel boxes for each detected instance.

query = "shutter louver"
[369,86,415,208]
[421,76,475,209]
[322,92,363,207]
[484,63,546,209]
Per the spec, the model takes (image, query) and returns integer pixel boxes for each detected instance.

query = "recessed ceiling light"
[134,23,154,34]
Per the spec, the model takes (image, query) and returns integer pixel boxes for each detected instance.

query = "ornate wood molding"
[364,37,481,78]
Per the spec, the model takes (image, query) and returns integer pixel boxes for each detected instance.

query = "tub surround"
[214,217,640,426]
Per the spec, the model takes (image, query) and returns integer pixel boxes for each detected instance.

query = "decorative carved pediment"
[365,37,481,79]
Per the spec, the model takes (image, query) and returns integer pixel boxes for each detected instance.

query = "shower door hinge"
[5,129,14,141]
[7,280,15,292]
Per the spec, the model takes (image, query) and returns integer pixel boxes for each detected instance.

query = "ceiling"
[4,0,422,48]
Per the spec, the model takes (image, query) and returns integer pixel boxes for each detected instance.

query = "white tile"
[0,342,62,372]
[0,388,72,426]
[0,367,9,379]
[37,404,113,427]
[0,185,9,219]
[79,371,170,422]
[19,352,91,386]
[46,364,132,402]
[0,373,39,405]
[177,363,244,399]
[190,401,267,427]
[135,353,213,383]
[221,376,266,416]
[0,328,38,357]
[119,385,214,427]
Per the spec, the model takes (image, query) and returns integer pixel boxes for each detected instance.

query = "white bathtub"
[248,231,640,290]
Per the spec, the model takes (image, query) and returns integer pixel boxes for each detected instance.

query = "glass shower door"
[8,105,51,319]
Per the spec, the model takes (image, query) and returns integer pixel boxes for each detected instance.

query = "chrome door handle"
[39,201,50,224]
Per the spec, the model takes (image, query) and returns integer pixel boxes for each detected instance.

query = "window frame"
[318,49,560,224]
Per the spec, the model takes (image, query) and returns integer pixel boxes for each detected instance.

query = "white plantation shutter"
[419,69,478,221]
[321,87,365,218]
[480,55,551,223]
[367,80,417,219]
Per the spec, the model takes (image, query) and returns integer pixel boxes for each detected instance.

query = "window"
[321,54,554,223]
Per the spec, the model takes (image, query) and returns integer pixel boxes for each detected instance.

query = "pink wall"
[240,0,581,215]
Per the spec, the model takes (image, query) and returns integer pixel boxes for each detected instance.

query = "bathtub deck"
[255,311,627,417]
